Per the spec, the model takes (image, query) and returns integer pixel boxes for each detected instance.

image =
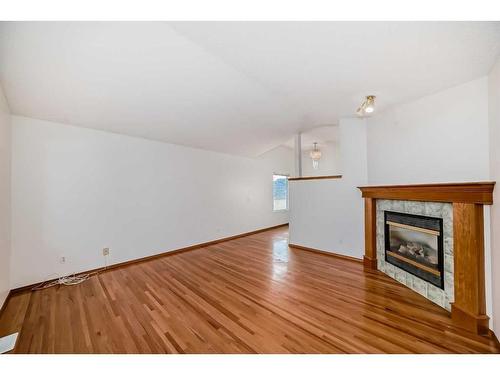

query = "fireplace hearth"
[384,211,444,289]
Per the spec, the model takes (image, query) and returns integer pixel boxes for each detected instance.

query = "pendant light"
[309,142,322,170]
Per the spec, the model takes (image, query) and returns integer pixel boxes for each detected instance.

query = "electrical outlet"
[60,256,66,264]
[102,248,110,256]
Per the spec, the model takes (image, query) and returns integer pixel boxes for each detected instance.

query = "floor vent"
[0,332,19,354]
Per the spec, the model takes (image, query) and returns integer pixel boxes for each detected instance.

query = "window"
[273,174,288,211]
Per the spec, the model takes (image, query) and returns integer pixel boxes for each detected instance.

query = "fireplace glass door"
[384,211,444,289]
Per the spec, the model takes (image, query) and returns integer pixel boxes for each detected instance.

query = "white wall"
[489,57,500,335]
[289,119,367,258]
[10,116,293,288]
[367,78,490,185]
[366,76,494,328]
[0,84,11,309]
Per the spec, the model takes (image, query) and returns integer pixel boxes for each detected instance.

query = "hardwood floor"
[1,226,499,353]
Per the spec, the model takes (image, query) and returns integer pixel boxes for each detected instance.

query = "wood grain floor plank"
[1,226,499,353]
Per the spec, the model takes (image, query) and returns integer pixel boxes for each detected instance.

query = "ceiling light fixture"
[356,95,376,117]
[310,142,322,170]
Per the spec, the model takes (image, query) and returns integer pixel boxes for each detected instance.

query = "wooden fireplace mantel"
[358,181,495,204]
[358,181,495,336]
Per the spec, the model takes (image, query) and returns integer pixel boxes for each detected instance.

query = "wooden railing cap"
[288,175,342,181]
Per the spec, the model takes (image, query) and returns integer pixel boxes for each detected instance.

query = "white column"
[294,133,302,177]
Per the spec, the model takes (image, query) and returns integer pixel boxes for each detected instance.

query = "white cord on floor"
[31,255,108,291]
[31,272,97,291]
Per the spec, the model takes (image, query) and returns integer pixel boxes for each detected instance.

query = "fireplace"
[360,182,495,334]
[384,211,444,289]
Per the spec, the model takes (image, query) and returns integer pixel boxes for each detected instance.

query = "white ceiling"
[283,125,338,150]
[1,22,499,156]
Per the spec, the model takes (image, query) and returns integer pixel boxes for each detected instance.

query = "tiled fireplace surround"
[376,200,453,310]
